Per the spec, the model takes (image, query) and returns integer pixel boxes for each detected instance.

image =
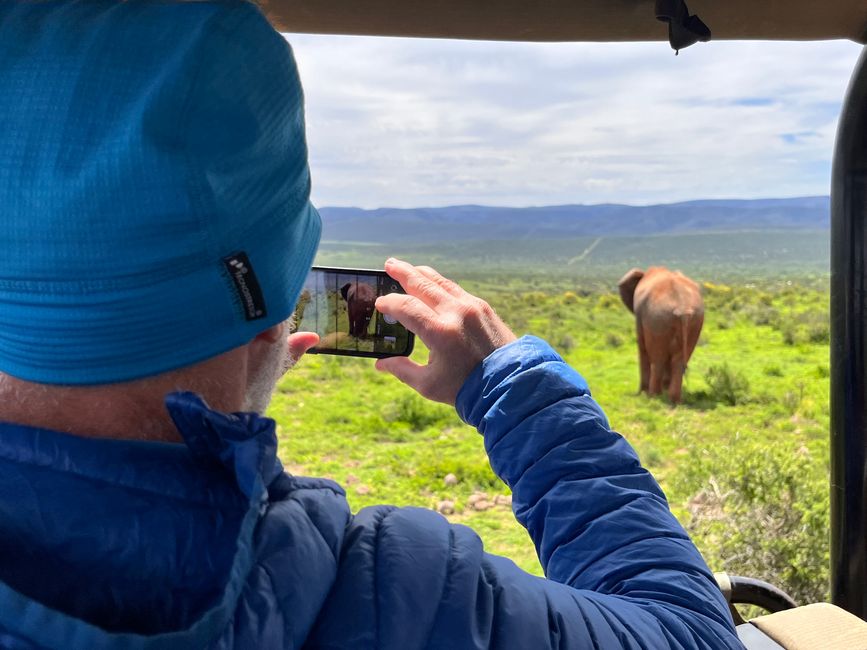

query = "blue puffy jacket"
[0,337,741,648]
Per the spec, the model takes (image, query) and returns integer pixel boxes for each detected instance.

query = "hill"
[318,196,829,244]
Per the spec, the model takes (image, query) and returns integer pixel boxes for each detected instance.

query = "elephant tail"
[675,309,695,371]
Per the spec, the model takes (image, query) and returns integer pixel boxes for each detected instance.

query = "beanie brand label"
[223,252,267,321]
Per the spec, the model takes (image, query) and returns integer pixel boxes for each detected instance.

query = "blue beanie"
[0,1,321,384]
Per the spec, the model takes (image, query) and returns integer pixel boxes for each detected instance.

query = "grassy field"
[316,229,830,280]
[269,264,831,605]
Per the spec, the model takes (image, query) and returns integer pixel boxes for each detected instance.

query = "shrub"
[676,441,829,606]
[562,291,579,305]
[779,382,806,415]
[779,310,830,346]
[763,364,783,377]
[509,314,529,332]
[781,390,801,415]
[523,291,548,307]
[704,364,750,406]
[747,305,780,327]
[595,294,621,311]
[418,458,501,492]
[702,281,732,294]
[715,309,734,330]
[384,393,454,431]
[807,323,830,344]
[556,334,576,353]
[605,333,623,348]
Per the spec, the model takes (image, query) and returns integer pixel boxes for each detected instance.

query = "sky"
[286,35,863,209]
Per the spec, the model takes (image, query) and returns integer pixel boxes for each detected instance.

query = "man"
[0,1,741,648]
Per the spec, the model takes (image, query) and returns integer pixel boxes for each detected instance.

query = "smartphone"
[294,266,415,358]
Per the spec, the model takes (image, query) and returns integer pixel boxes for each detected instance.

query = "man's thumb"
[375,356,427,393]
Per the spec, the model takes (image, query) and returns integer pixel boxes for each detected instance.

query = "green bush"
[782,325,798,346]
[747,304,780,328]
[595,294,621,311]
[605,332,624,348]
[556,334,577,354]
[523,291,548,307]
[778,309,830,346]
[384,393,454,431]
[781,390,802,415]
[807,323,830,344]
[676,441,829,607]
[763,364,783,377]
[417,457,501,492]
[704,363,750,406]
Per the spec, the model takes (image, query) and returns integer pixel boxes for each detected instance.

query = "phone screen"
[294,266,414,358]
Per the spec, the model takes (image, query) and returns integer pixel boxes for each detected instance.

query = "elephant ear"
[617,268,644,313]
[340,282,351,301]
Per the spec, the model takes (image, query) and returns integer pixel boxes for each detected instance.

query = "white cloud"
[286,35,863,208]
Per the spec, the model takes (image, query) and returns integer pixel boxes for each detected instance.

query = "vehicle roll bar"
[830,44,867,619]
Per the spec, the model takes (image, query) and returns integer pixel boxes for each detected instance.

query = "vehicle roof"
[261,0,867,44]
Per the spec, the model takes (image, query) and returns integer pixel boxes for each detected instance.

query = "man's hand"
[374,259,516,405]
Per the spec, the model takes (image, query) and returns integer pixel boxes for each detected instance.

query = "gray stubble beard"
[242,316,298,414]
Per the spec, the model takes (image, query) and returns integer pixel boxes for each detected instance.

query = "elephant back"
[634,267,703,325]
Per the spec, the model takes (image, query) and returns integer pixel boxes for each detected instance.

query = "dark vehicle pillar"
[831,45,867,619]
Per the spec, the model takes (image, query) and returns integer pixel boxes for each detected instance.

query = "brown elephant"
[618,267,704,404]
[340,281,376,337]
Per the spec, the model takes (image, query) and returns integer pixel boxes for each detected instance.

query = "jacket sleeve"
[455,335,738,648]
[307,336,741,649]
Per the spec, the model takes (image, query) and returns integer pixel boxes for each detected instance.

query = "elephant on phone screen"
[341,281,376,337]
[618,267,704,404]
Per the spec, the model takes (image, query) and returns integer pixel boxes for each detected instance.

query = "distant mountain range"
[318,196,829,243]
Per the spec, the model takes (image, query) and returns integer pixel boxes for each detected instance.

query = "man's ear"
[253,323,284,345]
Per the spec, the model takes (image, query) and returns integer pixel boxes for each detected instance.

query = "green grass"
[268,271,831,597]
[316,229,830,281]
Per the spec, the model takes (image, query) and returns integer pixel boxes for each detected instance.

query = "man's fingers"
[375,356,428,393]
[384,258,450,308]
[375,293,440,344]
[414,265,464,297]
[374,258,517,406]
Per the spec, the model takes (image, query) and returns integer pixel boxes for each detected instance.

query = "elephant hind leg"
[666,329,687,404]
[637,323,650,393]
[644,325,668,397]
[667,354,685,404]
[667,313,699,404]
[662,364,672,391]
[648,362,665,396]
